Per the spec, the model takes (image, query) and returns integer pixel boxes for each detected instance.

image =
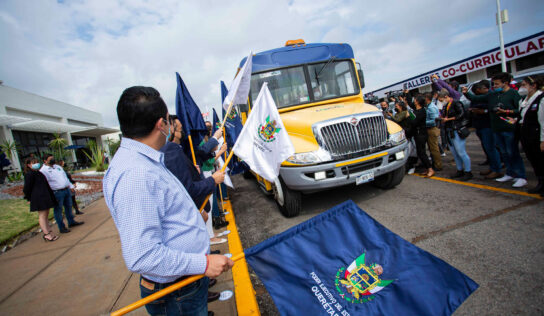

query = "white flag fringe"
[223,52,253,110]
[232,82,295,182]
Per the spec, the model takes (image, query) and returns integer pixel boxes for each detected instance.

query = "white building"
[0,84,118,171]
[368,31,544,99]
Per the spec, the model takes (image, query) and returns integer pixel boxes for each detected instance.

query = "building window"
[11,130,54,160]
[486,63,512,78]
[515,51,544,72]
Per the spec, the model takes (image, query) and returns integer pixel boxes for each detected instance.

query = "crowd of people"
[380,72,544,196]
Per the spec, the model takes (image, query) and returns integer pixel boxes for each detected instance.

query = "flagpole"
[199,150,235,212]
[111,252,245,316]
[187,134,198,165]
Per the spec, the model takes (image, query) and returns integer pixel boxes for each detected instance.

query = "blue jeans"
[494,131,526,179]
[449,131,471,172]
[212,189,221,218]
[53,188,75,230]
[475,127,502,172]
[140,276,208,316]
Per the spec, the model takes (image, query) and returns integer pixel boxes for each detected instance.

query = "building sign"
[368,32,544,98]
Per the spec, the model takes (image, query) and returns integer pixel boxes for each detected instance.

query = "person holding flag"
[103,86,233,316]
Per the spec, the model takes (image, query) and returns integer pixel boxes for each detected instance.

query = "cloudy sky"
[1,0,543,127]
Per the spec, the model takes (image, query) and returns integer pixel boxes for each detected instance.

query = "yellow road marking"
[335,152,388,168]
[411,174,542,199]
[223,200,261,316]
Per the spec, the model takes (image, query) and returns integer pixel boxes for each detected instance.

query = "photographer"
[381,101,393,118]
[463,72,526,188]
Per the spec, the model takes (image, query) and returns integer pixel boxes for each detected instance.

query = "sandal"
[43,233,59,242]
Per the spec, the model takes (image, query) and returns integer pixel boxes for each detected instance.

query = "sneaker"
[407,168,415,175]
[450,170,464,179]
[512,178,527,188]
[496,175,514,182]
[459,172,473,181]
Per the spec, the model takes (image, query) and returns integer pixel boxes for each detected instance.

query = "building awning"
[10,120,90,133]
[72,126,119,137]
[0,114,31,126]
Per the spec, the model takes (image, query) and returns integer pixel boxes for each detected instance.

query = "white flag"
[216,157,234,189]
[223,52,253,110]
[232,82,295,182]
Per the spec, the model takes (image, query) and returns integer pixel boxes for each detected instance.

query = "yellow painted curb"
[411,174,543,199]
[223,200,261,316]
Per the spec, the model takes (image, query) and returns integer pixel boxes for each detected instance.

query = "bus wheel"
[273,177,301,218]
[372,165,405,189]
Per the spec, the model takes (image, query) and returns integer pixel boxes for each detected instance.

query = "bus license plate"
[356,171,374,185]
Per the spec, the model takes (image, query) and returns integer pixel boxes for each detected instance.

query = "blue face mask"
[495,87,503,92]
[31,163,41,170]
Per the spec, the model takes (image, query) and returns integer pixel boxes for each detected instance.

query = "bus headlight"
[287,148,332,165]
[388,130,406,146]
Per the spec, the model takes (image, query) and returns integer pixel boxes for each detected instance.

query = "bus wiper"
[315,56,336,81]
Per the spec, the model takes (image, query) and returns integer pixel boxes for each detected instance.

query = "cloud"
[451,27,494,44]
[0,0,542,127]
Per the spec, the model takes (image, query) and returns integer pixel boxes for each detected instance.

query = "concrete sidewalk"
[0,198,237,316]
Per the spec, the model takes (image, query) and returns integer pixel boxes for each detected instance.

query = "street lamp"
[496,0,509,72]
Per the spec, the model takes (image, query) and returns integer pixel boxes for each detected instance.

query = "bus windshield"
[249,60,359,109]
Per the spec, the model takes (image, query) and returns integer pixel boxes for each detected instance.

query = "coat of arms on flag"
[258,115,281,143]
[335,253,394,303]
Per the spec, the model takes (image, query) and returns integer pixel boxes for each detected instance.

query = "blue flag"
[212,108,220,135]
[220,80,245,175]
[244,200,478,316]
[175,73,208,148]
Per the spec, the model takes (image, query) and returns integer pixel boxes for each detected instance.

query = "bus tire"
[274,177,301,218]
[372,165,405,189]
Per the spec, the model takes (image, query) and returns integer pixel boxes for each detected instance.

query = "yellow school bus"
[238,39,408,217]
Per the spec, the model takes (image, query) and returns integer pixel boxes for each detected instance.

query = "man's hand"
[205,255,234,278]
[194,165,201,174]
[201,210,208,222]
[219,143,227,154]
[461,86,468,94]
[211,170,225,184]
[431,74,439,80]
[213,129,223,140]
[540,141,544,152]
[470,108,485,115]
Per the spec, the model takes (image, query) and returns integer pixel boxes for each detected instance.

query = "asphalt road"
[229,133,544,316]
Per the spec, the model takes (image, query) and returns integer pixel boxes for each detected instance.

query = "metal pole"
[496,0,507,72]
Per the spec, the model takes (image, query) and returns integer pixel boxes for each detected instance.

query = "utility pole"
[496,0,508,72]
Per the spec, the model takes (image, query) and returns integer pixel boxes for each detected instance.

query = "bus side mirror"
[357,69,365,89]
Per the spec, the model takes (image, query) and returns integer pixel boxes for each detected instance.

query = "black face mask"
[49,158,56,165]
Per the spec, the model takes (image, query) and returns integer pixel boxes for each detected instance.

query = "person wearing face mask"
[468,80,503,179]
[40,154,83,233]
[23,157,59,241]
[463,72,526,188]
[518,76,544,195]
[103,86,233,316]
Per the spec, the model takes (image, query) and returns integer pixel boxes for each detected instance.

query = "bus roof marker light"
[285,39,305,47]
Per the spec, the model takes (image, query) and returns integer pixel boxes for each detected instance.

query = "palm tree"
[0,140,19,162]
[48,133,68,161]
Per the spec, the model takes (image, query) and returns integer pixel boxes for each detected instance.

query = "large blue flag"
[175,73,208,148]
[244,200,478,316]
[220,80,245,175]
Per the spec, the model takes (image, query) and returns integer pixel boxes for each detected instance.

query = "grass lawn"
[0,199,53,244]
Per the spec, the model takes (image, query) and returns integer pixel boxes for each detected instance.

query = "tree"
[48,133,68,161]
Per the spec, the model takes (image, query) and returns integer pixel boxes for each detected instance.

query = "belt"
[53,187,70,192]
[141,275,189,287]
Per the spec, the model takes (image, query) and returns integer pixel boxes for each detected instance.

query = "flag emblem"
[335,252,394,303]
[258,115,281,142]
[227,109,238,120]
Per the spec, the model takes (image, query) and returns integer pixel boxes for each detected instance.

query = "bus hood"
[280,102,402,154]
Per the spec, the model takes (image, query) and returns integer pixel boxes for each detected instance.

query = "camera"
[492,103,504,113]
